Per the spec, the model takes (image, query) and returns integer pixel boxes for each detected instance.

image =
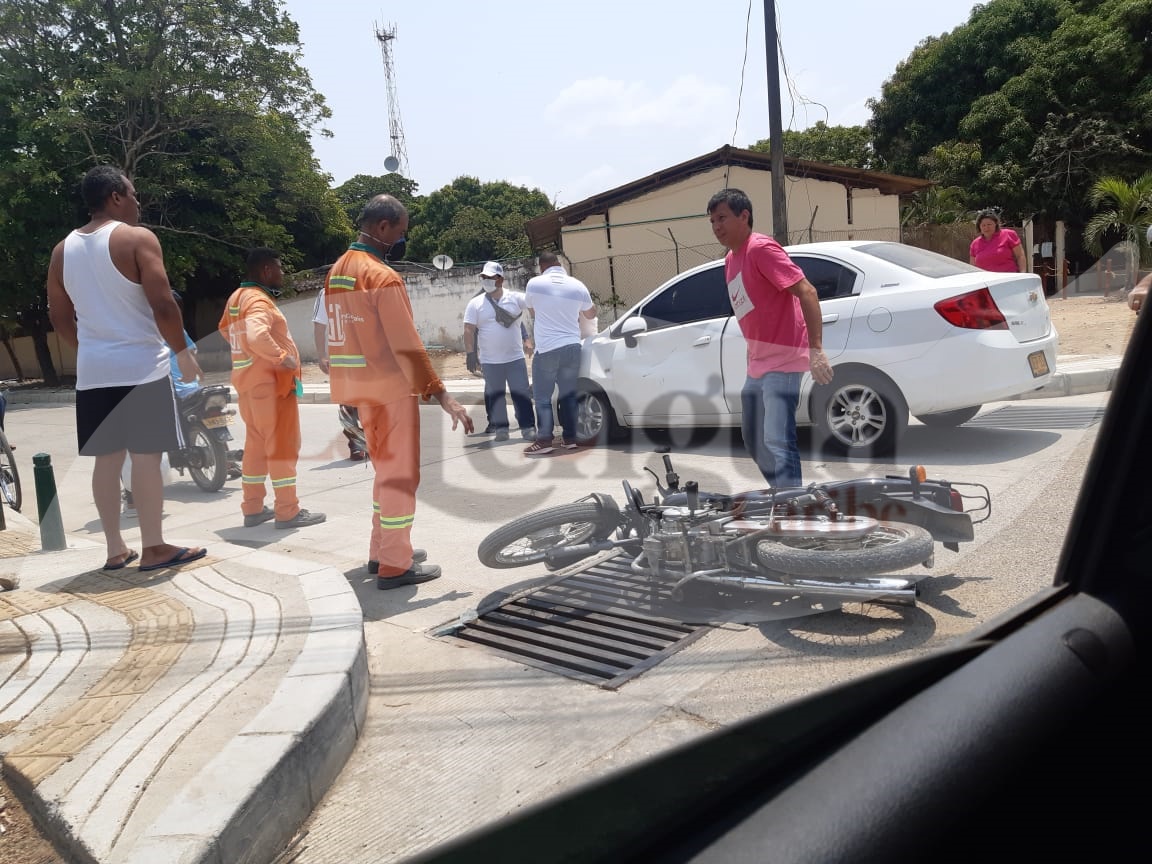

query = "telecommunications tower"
[374,22,410,176]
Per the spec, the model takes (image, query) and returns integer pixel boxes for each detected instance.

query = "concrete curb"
[0,529,368,864]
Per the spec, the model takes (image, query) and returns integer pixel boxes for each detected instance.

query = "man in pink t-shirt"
[707,188,833,487]
[969,210,1026,273]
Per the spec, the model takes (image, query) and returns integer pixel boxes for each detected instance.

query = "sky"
[284,0,982,208]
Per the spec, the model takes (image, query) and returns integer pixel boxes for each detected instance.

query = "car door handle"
[822,313,839,324]
[693,336,711,346]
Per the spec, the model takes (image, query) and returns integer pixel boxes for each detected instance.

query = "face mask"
[482,278,499,294]
[362,231,406,261]
[384,235,406,261]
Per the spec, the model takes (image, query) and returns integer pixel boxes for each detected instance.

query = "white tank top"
[62,221,169,389]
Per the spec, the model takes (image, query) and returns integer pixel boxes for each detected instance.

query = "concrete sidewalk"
[0,508,366,864]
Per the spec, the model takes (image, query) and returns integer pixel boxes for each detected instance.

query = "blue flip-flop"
[102,550,139,571]
[138,547,208,573]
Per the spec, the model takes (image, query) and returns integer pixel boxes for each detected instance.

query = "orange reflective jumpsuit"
[218,282,302,522]
[325,244,443,576]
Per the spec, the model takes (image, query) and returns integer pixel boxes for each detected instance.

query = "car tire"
[811,369,908,458]
[915,405,981,427]
[576,387,625,445]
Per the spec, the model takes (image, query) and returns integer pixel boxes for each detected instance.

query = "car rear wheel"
[915,405,982,427]
[576,387,625,445]
[812,371,908,458]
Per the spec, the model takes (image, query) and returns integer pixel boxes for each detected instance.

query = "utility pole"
[764,0,788,244]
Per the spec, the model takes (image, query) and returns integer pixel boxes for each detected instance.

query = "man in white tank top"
[46,165,208,573]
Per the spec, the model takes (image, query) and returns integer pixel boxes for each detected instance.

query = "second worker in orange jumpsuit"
[220,248,326,530]
[323,196,473,588]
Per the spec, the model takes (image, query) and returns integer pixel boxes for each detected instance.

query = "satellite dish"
[432,254,454,271]
[384,155,400,173]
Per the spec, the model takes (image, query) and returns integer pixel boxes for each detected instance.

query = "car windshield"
[856,242,984,277]
[4,2,1150,862]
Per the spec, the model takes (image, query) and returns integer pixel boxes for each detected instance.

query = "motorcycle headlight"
[205,393,229,412]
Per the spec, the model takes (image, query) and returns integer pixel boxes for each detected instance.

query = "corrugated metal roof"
[525,144,934,250]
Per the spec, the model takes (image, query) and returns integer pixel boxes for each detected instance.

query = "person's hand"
[810,348,834,385]
[318,357,330,374]
[436,391,475,433]
[1129,283,1148,314]
[176,350,202,384]
[282,354,299,370]
[466,351,480,375]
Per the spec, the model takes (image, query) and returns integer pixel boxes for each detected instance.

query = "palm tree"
[1083,173,1152,289]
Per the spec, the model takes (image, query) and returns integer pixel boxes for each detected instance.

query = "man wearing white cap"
[463,261,536,442]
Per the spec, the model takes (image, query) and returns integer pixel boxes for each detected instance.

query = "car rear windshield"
[856,243,982,278]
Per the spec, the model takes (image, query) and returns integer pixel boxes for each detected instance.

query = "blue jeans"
[483,358,535,432]
[531,343,581,442]
[740,372,803,488]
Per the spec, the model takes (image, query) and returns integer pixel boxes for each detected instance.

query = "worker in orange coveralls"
[323,195,473,589]
[219,247,326,530]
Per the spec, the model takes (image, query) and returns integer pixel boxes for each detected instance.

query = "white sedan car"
[576,240,1059,456]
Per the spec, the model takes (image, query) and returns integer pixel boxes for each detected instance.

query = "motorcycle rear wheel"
[186,421,228,493]
[478,502,621,568]
[755,521,933,578]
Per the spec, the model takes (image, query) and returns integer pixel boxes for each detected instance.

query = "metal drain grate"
[437,557,710,689]
[964,405,1106,430]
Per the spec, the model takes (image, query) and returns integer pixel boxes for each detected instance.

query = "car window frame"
[610,262,730,338]
[789,253,863,301]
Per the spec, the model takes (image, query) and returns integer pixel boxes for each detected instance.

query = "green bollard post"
[33,453,67,551]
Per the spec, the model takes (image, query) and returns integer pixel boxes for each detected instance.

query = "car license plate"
[1028,351,1049,377]
[202,415,232,429]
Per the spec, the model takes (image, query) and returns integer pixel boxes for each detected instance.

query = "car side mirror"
[621,317,648,348]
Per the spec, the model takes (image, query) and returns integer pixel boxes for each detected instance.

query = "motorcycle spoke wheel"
[186,422,228,493]
[478,502,619,568]
[755,521,933,578]
[0,431,21,511]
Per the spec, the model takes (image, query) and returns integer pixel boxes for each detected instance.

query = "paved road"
[1,390,1112,862]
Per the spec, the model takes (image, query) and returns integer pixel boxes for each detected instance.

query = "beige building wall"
[561,165,902,310]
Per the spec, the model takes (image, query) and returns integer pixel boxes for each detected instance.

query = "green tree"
[750,122,884,170]
[1082,174,1152,288]
[867,0,1152,219]
[0,0,345,379]
[405,177,552,263]
[333,173,420,225]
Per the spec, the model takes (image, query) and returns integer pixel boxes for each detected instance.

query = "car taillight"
[950,489,964,512]
[934,288,1008,330]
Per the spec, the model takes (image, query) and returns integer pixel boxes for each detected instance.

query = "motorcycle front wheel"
[755,521,933,578]
[478,502,622,569]
[186,420,228,493]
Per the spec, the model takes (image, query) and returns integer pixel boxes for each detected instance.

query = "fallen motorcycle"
[477,456,990,609]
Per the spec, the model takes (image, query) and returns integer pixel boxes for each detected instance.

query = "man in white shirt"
[463,262,536,442]
[523,251,596,455]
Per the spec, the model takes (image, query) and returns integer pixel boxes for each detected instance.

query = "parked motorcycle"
[167,384,236,492]
[477,456,990,609]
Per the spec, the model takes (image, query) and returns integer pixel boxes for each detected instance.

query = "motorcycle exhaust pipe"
[692,573,919,607]
[543,539,618,569]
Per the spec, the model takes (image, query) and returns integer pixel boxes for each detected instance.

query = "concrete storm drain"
[432,556,711,689]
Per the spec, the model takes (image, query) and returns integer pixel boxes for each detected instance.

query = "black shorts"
[76,376,184,456]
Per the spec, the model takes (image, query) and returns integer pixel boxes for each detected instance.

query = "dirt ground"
[1043,291,1137,356]
[0,771,65,864]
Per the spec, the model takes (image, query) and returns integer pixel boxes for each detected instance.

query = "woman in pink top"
[969,210,1027,273]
